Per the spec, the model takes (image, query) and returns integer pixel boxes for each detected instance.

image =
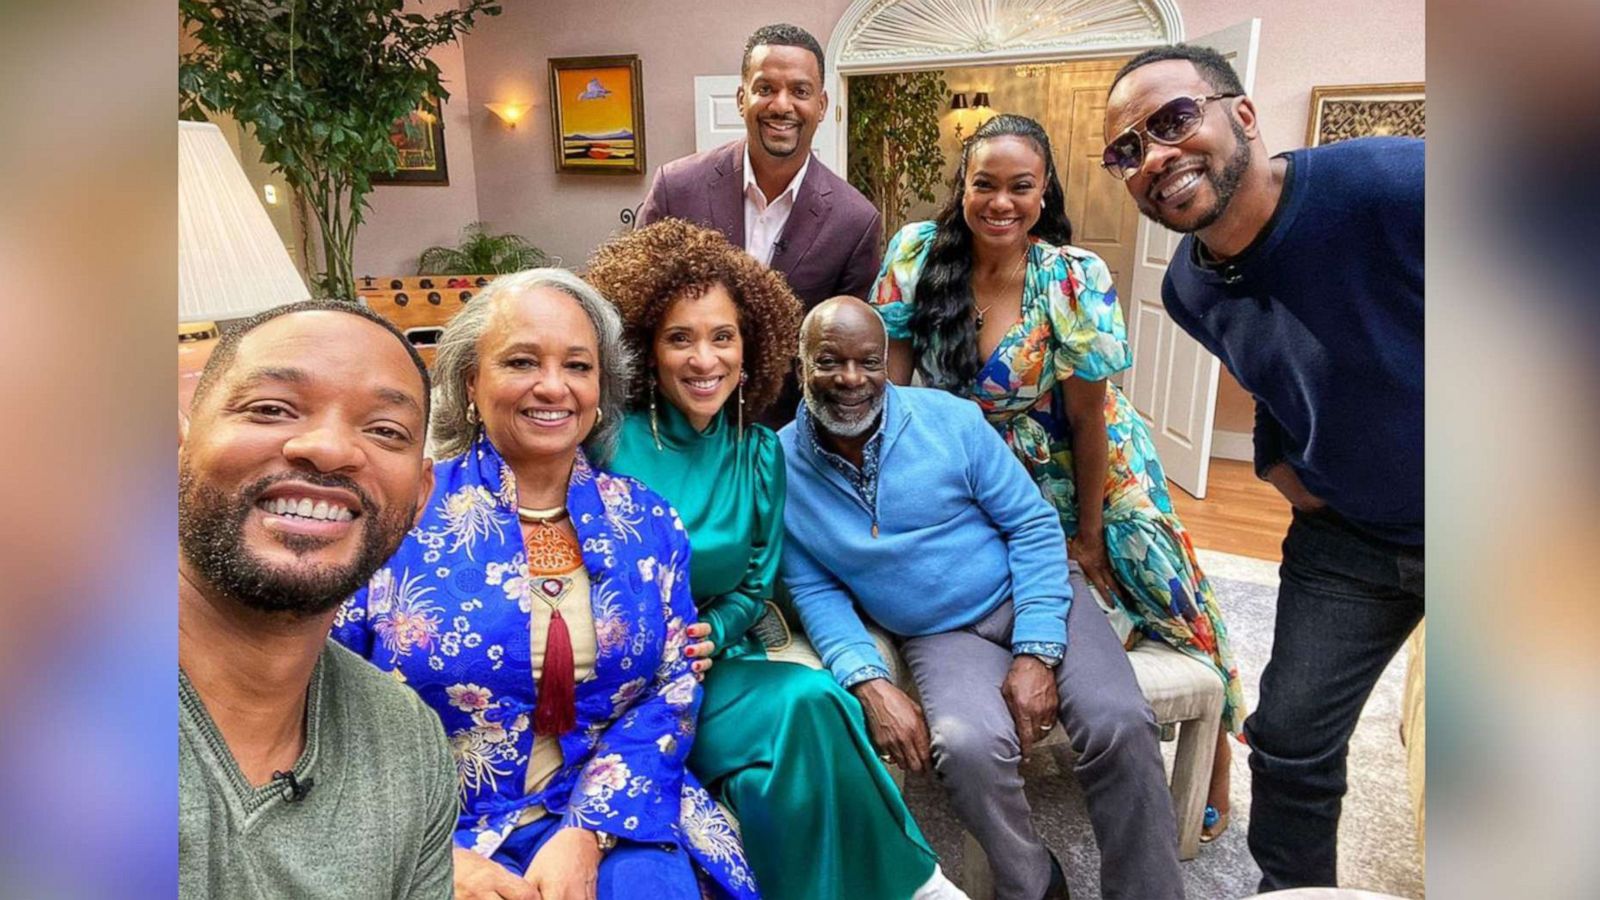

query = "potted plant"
[417,222,554,275]
[848,70,949,245]
[180,0,502,301]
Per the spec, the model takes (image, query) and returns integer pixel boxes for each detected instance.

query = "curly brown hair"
[582,218,802,419]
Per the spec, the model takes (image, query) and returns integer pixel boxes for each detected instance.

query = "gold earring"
[649,374,662,450]
[466,400,479,425]
[594,407,603,424]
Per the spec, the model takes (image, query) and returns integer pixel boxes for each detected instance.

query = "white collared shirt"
[742,147,811,266]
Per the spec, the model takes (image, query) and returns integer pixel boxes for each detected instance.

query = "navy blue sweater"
[1162,137,1423,545]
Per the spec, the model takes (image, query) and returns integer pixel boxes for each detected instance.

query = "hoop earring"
[649,374,662,450]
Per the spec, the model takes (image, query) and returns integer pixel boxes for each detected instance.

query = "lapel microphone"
[773,237,788,256]
[272,769,315,803]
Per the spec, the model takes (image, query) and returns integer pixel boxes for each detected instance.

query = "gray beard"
[803,383,885,439]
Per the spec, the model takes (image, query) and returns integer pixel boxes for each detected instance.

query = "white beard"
[803,381,885,439]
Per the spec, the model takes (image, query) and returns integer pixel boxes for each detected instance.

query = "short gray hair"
[431,268,634,463]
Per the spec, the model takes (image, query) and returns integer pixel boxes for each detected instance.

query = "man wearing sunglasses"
[1104,45,1424,892]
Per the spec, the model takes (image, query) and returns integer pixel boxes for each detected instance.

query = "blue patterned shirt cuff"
[1013,641,1065,665]
[841,664,892,689]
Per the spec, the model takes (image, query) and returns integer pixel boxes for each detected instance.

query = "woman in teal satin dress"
[587,220,958,900]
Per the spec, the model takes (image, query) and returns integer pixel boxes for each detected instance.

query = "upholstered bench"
[758,609,1224,896]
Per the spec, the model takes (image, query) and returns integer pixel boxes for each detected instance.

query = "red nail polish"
[686,646,696,657]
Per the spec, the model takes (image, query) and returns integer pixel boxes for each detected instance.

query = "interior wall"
[360,0,1421,435]
[459,0,854,269]
[1181,0,1425,433]
[352,0,484,279]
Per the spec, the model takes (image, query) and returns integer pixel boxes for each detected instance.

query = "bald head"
[798,296,889,440]
[799,295,886,362]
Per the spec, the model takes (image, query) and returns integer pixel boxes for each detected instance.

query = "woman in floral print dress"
[871,115,1244,839]
[334,269,759,899]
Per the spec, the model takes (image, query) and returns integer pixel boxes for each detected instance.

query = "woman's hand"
[1069,528,1128,606]
[523,828,602,900]
[686,621,715,681]
[453,846,538,900]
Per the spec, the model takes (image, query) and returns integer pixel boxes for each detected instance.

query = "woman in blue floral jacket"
[335,269,758,900]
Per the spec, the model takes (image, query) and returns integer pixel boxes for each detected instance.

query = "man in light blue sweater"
[779,298,1183,900]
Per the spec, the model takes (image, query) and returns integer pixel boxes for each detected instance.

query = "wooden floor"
[1167,459,1292,561]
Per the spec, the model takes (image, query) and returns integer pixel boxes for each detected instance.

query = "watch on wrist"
[1025,652,1061,669]
[593,830,617,853]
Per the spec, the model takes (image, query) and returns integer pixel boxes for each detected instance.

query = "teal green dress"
[612,403,938,900]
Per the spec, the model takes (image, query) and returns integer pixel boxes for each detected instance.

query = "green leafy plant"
[180,0,501,301]
[848,70,949,244]
[417,222,553,275]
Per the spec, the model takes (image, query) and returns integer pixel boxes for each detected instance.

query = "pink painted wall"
[1178,0,1424,433]
[1180,0,1424,155]
[458,1,854,269]
[352,0,485,279]
[357,0,1423,433]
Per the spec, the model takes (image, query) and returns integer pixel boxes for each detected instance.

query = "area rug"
[900,548,1424,899]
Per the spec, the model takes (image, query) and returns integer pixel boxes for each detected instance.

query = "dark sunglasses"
[1101,93,1241,180]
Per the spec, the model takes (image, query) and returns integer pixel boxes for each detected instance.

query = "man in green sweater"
[178,300,455,899]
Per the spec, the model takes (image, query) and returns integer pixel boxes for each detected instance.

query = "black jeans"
[1245,508,1424,891]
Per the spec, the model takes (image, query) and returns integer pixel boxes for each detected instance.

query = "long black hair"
[908,113,1072,390]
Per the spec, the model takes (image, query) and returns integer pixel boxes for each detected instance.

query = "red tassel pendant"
[535,609,577,736]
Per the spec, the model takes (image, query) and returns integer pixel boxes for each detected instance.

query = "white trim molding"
[821,0,1185,172]
[1210,429,1253,462]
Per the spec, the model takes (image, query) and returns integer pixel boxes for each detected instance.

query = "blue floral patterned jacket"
[333,435,758,899]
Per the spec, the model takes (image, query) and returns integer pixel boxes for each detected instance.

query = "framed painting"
[548,54,646,175]
[373,97,449,185]
[1306,83,1425,147]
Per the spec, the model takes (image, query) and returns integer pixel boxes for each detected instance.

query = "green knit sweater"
[179,641,457,899]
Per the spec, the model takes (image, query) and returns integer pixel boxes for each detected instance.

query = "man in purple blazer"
[638,23,882,426]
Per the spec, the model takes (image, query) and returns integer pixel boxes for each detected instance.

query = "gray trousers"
[900,565,1185,900]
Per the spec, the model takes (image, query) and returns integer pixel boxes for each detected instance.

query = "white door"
[695,73,838,166]
[693,75,744,153]
[1122,18,1260,499]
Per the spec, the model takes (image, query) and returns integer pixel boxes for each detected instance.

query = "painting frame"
[548,54,647,175]
[1306,82,1426,148]
[371,96,450,185]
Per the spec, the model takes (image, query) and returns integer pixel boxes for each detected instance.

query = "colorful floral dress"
[333,434,760,898]
[872,220,1245,734]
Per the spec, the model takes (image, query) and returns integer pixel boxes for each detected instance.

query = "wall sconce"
[950,92,970,141]
[485,102,530,128]
[971,91,995,131]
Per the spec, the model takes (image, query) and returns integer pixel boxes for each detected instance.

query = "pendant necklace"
[520,502,582,737]
[975,245,1029,329]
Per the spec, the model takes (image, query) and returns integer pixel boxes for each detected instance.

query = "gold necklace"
[516,505,569,523]
[974,245,1029,329]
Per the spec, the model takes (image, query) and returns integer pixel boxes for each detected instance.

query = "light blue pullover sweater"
[779,384,1073,685]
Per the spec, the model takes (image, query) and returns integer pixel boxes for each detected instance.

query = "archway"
[819,0,1185,173]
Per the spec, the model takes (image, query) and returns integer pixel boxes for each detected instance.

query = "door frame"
[819,0,1186,175]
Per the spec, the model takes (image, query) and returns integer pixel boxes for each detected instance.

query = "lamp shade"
[972,91,992,110]
[179,120,308,323]
[950,93,969,110]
